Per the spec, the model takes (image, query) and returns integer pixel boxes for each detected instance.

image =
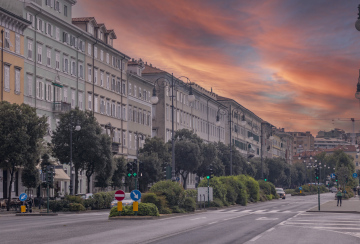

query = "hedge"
[149,180,185,210]
[109,203,159,217]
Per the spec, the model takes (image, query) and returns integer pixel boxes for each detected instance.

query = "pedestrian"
[336,188,342,207]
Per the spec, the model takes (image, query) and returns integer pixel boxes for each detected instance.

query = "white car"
[110,193,141,208]
[275,188,286,199]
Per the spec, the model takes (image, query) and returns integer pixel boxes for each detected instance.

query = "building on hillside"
[216,96,262,160]
[142,63,226,188]
[0,6,31,199]
[314,137,350,149]
[289,131,314,154]
[126,59,153,161]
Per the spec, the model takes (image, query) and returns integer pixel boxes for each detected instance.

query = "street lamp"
[151,74,194,181]
[133,131,145,190]
[355,5,360,101]
[69,114,81,195]
[215,107,246,176]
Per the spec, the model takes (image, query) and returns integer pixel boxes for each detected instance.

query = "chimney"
[150,63,152,67]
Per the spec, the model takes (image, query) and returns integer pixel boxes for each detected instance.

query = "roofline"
[0,6,31,25]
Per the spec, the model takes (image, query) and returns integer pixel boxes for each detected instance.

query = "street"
[1,193,359,243]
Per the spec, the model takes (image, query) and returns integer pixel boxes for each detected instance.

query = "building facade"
[290,131,314,155]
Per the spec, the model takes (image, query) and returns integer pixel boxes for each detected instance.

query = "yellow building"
[0,7,31,104]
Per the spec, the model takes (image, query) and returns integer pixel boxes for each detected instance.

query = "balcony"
[112,142,120,154]
[53,102,71,113]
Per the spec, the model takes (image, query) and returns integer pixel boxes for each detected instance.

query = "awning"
[55,169,70,181]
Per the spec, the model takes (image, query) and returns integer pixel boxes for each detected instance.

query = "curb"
[109,209,208,220]
[306,210,360,214]
[15,213,58,216]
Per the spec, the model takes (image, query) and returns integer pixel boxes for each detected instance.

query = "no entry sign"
[114,190,125,201]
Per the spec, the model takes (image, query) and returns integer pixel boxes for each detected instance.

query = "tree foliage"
[0,102,46,210]
[111,157,126,189]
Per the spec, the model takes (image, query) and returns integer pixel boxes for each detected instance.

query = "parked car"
[110,193,140,208]
[77,193,93,199]
[330,187,337,193]
[276,188,286,199]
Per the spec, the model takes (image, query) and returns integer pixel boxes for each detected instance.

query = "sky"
[73,0,360,135]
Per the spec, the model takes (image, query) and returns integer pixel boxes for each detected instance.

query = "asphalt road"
[1,193,358,244]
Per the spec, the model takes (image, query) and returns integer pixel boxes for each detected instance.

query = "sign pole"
[47,183,49,213]
[207,178,210,208]
[318,166,320,211]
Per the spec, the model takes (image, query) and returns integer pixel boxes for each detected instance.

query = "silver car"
[110,193,141,208]
[276,188,286,199]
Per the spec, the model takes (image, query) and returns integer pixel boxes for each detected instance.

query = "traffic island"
[307,198,360,214]
[109,215,159,220]
[16,213,58,216]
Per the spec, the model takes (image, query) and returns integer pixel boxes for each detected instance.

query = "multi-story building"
[317,128,345,139]
[217,96,262,159]
[314,137,350,149]
[0,6,31,199]
[127,59,153,161]
[273,128,294,164]
[142,63,226,188]
[289,131,314,154]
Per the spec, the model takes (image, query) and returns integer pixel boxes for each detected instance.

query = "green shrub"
[266,194,273,200]
[83,198,95,209]
[49,200,68,212]
[210,198,223,208]
[184,189,197,199]
[66,195,83,204]
[141,193,169,214]
[238,175,259,202]
[109,203,160,217]
[198,177,227,205]
[69,203,86,211]
[149,180,184,207]
[182,197,196,212]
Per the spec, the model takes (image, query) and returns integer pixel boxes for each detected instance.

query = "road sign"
[19,193,27,202]
[114,190,125,201]
[353,173,358,179]
[330,173,336,179]
[130,190,141,201]
[176,177,180,181]
[299,187,302,190]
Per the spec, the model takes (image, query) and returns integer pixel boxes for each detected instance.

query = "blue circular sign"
[353,173,358,179]
[176,177,180,181]
[130,190,141,201]
[330,173,336,179]
[299,187,302,190]
[19,193,27,202]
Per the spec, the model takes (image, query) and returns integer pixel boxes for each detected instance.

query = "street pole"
[171,73,175,181]
[47,181,49,213]
[260,122,263,179]
[318,166,320,211]
[229,105,232,176]
[207,177,210,208]
[69,117,73,196]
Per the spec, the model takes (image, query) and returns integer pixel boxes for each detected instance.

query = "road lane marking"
[190,217,206,221]
[266,227,275,232]
[253,210,267,214]
[256,217,278,221]
[249,234,263,242]
[208,221,218,225]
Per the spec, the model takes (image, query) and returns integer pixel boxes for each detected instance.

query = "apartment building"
[290,131,314,154]
[127,59,153,160]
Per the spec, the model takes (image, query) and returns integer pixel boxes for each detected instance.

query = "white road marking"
[208,221,218,225]
[254,210,267,214]
[249,234,262,242]
[266,227,275,232]
[190,217,206,221]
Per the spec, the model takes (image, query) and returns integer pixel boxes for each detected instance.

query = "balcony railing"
[53,102,71,113]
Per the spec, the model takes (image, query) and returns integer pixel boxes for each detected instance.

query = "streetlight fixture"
[69,114,81,195]
[215,107,246,176]
[151,74,194,181]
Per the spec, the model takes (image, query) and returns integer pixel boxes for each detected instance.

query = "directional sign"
[176,177,180,182]
[130,190,141,201]
[19,193,27,202]
[330,173,336,179]
[353,173,358,179]
[299,187,302,190]
[114,190,125,201]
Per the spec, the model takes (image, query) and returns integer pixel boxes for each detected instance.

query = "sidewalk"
[307,196,360,213]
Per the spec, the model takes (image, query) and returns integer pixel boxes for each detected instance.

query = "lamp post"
[134,131,145,190]
[215,107,246,176]
[69,114,81,195]
[151,74,195,181]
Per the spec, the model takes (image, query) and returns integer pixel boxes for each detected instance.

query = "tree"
[21,163,40,192]
[51,108,109,194]
[172,129,203,189]
[138,152,163,192]
[0,102,47,211]
[111,157,126,189]
[196,142,224,178]
[139,137,171,163]
[216,142,246,176]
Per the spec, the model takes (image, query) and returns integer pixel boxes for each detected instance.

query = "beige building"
[72,17,130,160]
[127,59,153,160]
[273,128,294,164]
[289,131,314,155]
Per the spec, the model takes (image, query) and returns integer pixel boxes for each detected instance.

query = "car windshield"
[276,188,284,192]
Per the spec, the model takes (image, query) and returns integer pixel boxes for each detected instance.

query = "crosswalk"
[215,209,304,214]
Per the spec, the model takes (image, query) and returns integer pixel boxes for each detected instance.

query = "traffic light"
[46,165,54,187]
[335,174,338,182]
[138,161,144,177]
[207,165,214,179]
[315,168,319,181]
[264,178,267,182]
[133,160,138,177]
[126,162,133,177]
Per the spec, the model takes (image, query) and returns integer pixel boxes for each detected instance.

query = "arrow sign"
[353,173,358,179]
[299,187,302,190]
[130,190,141,201]
[330,173,336,179]
[19,193,27,202]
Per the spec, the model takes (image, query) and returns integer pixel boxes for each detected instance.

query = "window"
[100,98,105,114]
[94,46,97,59]
[4,65,10,92]
[47,48,51,66]
[37,19,43,32]
[63,55,69,73]
[55,86,61,101]
[100,50,103,61]
[106,74,110,89]
[117,104,121,119]
[26,13,35,28]
[122,106,126,120]
[106,53,109,64]
[27,75,33,96]
[78,40,84,52]
[100,71,104,87]
[63,87,68,102]
[94,69,98,84]
[117,80,121,93]
[55,52,60,70]
[79,63,83,79]
[143,90,147,101]
[94,96,98,112]
[64,5,68,16]
[88,24,94,34]
[129,133,132,149]
[129,83,132,95]
[37,45,42,64]
[106,100,110,116]
[55,1,60,11]
[88,66,92,82]
[47,23,52,36]
[15,69,20,94]
[56,28,60,41]
[78,92,83,110]
[88,43,91,55]
[112,102,116,117]
[134,85,137,98]
[27,40,33,59]
[139,87,142,99]
[71,60,76,76]
[36,79,44,99]
[46,83,52,101]
[71,89,75,108]
[123,131,126,146]
[15,34,20,54]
